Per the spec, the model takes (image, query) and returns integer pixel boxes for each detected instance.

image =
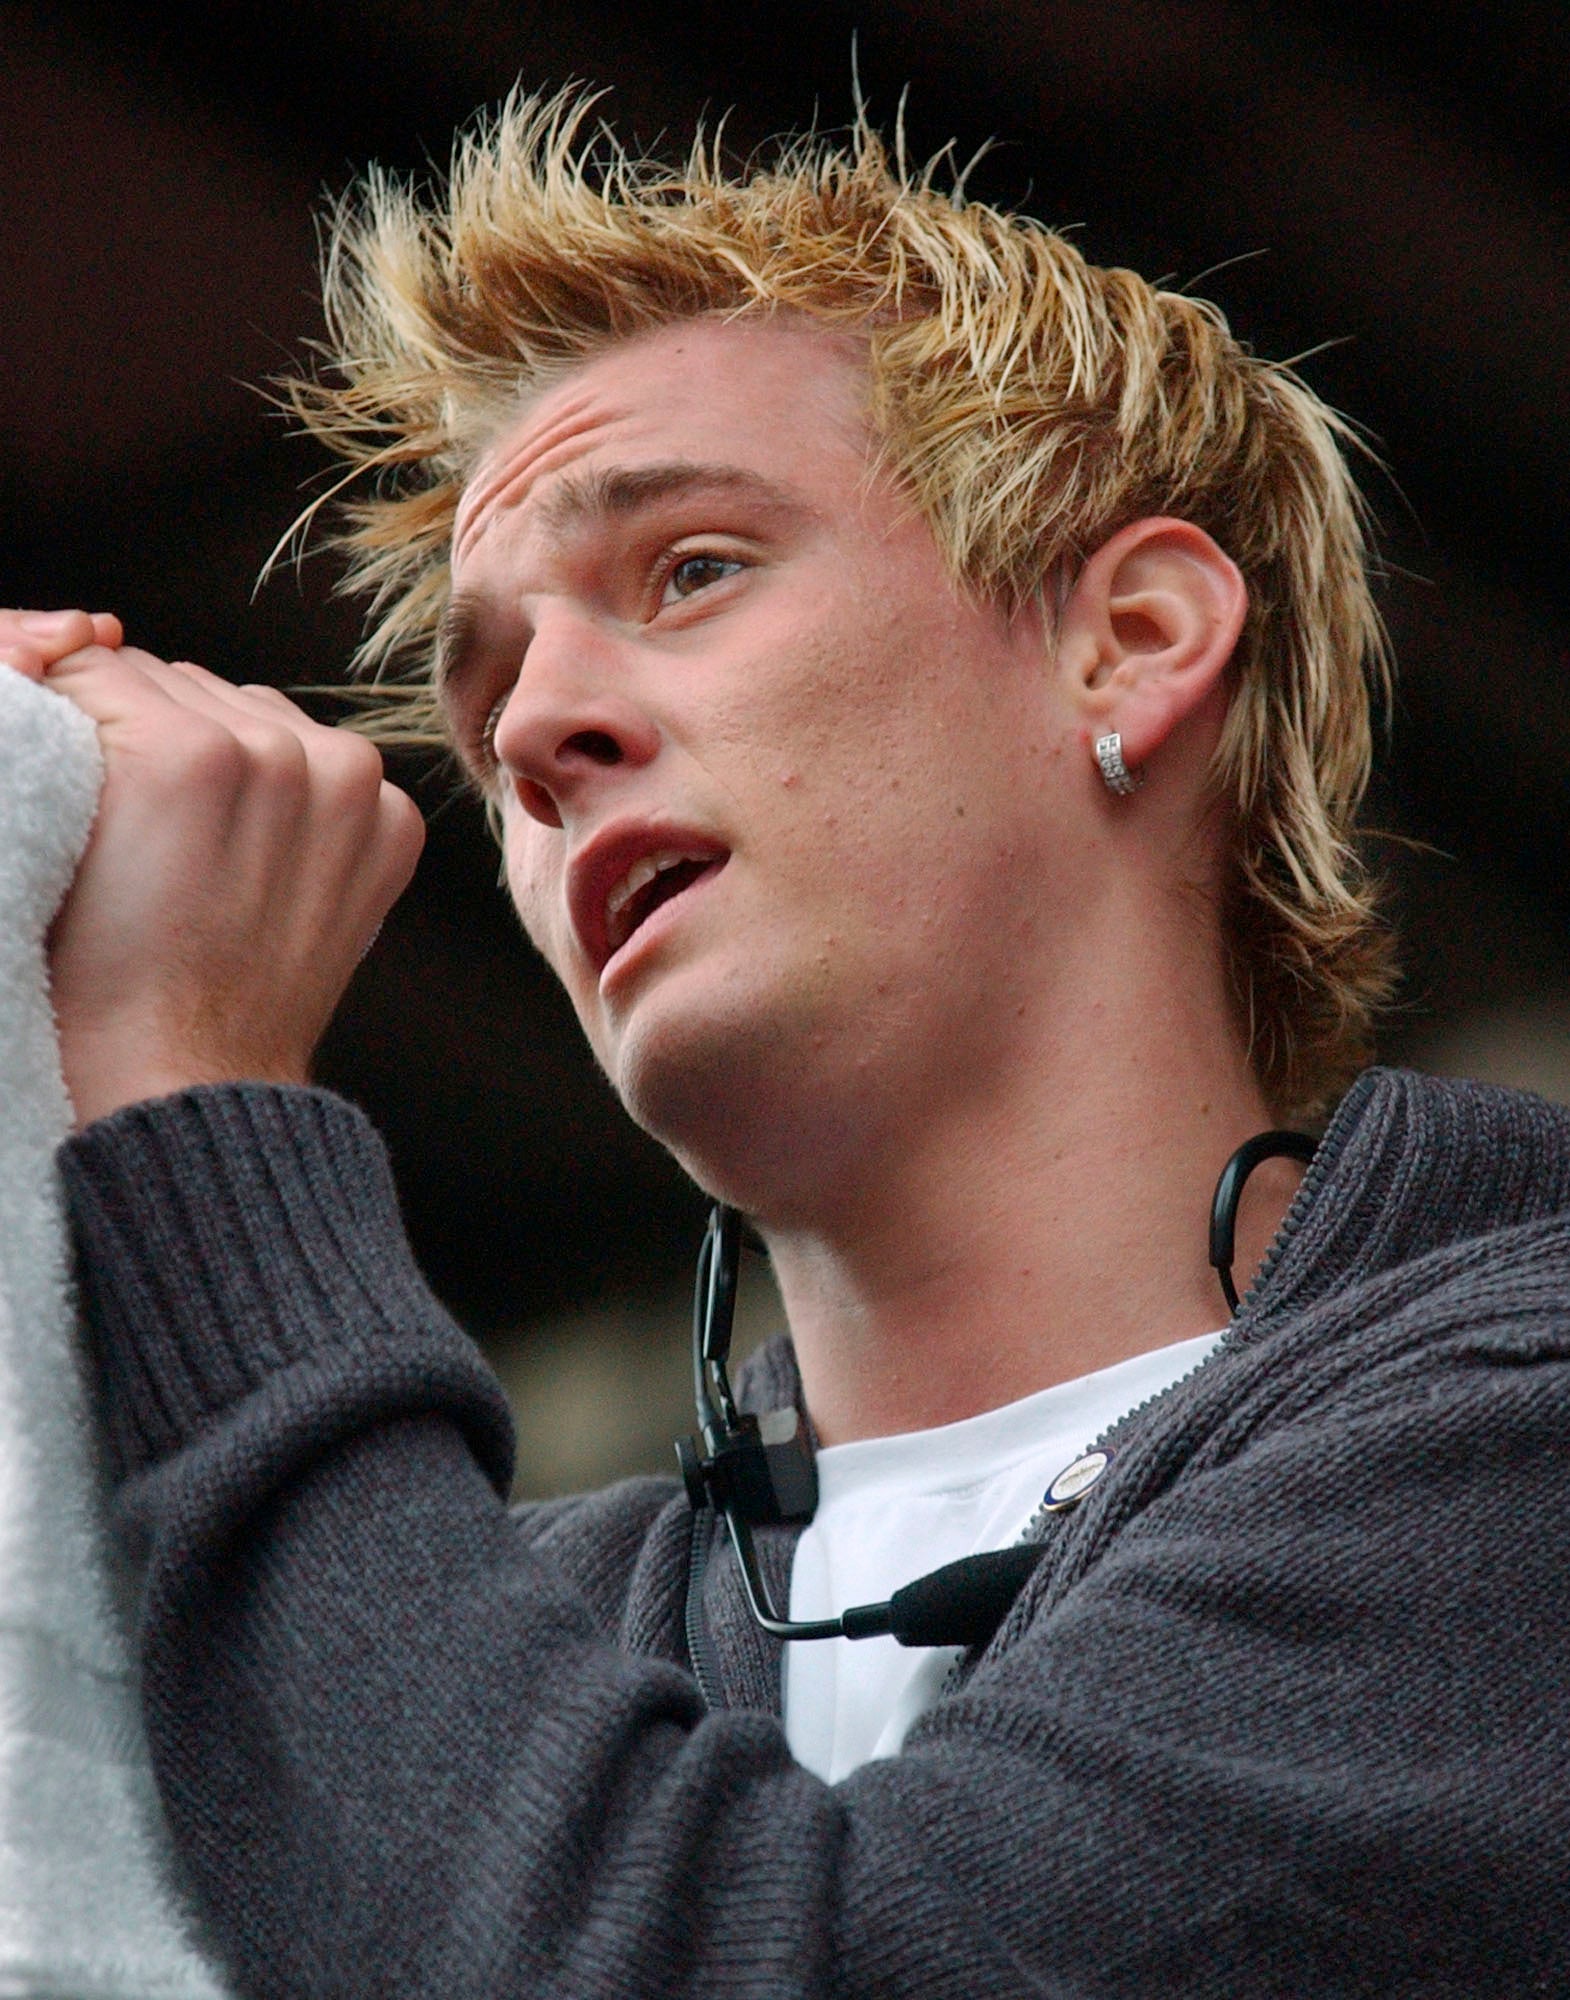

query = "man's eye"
[664,554,743,601]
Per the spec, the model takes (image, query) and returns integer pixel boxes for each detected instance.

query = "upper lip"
[567,819,731,974]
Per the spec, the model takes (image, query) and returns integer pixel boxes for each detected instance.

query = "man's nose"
[491,613,660,829]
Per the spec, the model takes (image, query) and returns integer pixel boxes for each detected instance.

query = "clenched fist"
[2,609,424,1127]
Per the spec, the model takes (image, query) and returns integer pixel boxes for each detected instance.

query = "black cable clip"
[676,1205,817,1527]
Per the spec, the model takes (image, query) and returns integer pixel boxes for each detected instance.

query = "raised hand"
[18,618,425,1127]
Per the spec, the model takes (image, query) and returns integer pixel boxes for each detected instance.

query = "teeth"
[604,849,704,951]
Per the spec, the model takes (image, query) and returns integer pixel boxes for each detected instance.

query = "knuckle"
[168,720,248,790]
[161,718,307,796]
[320,743,395,832]
[324,726,386,792]
[249,722,311,788]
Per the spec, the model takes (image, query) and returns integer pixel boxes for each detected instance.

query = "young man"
[12,94,1570,1995]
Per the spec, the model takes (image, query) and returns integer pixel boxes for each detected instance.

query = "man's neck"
[755,942,1304,1446]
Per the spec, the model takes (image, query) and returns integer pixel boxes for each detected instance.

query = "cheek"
[502,822,568,965]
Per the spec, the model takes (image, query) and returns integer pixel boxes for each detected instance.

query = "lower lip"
[599,857,729,996]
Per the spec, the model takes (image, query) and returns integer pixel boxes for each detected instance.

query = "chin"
[601,977,818,1204]
[606,979,911,1221]
[612,999,756,1142]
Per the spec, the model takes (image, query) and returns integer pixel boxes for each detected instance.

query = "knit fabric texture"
[61,1067,1570,1997]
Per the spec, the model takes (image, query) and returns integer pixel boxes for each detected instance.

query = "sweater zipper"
[1012,1335,1227,1551]
[684,1512,727,1712]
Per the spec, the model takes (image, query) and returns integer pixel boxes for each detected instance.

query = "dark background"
[5,0,1567,1487]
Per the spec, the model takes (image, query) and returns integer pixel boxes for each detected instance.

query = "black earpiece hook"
[1209,1130,1317,1315]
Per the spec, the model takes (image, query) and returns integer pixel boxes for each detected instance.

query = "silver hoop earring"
[1094,732,1142,797]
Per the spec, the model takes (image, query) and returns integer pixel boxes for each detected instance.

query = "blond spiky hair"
[283,86,1395,1120]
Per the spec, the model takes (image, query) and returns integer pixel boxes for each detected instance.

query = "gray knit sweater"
[62,1067,1570,1996]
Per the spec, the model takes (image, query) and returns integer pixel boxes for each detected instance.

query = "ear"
[1054,517,1247,775]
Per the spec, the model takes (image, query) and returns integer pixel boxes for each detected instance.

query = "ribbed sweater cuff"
[59,1084,514,1491]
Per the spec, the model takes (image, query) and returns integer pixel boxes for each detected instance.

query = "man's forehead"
[453,315,871,562]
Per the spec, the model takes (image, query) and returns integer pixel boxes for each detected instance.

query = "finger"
[144,666,395,809]
[374,775,427,888]
[40,641,329,755]
[42,647,385,807]
[0,641,46,681]
[45,645,303,747]
[139,654,330,744]
[42,643,223,725]
[39,646,314,804]
[0,612,125,681]
[0,608,102,665]
[333,779,427,953]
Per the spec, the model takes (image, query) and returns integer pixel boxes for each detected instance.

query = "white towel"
[0,666,229,1998]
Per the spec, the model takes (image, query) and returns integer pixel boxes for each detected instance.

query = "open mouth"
[604,849,723,958]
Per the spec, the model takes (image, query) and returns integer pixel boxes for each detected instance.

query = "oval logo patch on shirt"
[1042,1447,1114,1511]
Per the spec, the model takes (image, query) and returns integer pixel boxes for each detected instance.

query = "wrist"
[60,1023,310,1130]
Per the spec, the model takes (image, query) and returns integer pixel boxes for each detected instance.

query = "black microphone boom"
[840,1544,1050,1649]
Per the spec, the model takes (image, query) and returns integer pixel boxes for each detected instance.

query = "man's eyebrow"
[533,460,809,537]
[434,592,486,705]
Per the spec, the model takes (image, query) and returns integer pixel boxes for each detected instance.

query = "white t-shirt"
[783,1329,1226,1783]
